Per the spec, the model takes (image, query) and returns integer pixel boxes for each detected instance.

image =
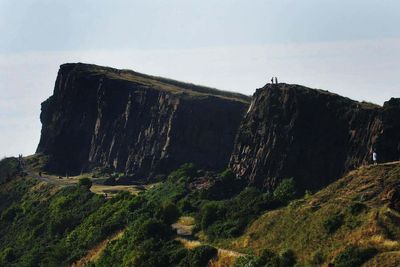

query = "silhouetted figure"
[271,77,274,84]
[275,77,278,84]
[372,151,378,165]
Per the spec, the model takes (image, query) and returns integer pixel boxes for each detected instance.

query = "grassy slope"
[66,62,251,103]
[226,162,400,265]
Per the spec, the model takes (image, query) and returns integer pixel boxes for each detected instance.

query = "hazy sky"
[1,0,399,157]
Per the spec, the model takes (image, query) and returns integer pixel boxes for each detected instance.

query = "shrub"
[1,204,22,221]
[179,245,217,267]
[200,202,225,230]
[78,178,92,189]
[280,249,296,267]
[323,213,344,233]
[206,219,245,239]
[273,178,296,204]
[138,219,173,240]
[234,255,260,267]
[220,169,236,183]
[169,163,197,182]
[333,246,377,267]
[0,247,15,263]
[234,249,283,267]
[309,250,325,265]
[348,202,367,215]
[157,202,180,224]
[177,198,195,213]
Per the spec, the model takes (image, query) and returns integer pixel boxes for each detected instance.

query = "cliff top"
[60,63,251,103]
[260,82,382,109]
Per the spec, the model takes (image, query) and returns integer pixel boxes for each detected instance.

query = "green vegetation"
[323,213,344,233]
[0,176,105,266]
[333,246,377,267]
[178,246,217,267]
[273,178,296,204]
[1,156,399,266]
[78,177,93,189]
[0,157,18,184]
[234,249,296,267]
[0,161,224,266]
[227,163,400,266]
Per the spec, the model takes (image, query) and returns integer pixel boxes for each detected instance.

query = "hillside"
[225,162,400,266]
[1,159,400,266]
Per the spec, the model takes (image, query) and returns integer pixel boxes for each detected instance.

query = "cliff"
[229,83,400,191]
[37,63,250,179]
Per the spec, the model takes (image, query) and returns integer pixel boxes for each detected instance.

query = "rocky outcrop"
[229,83,400,192]
[37,63,249,179]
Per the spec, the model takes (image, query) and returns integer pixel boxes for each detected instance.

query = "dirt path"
[26,170,74,187]
[173,216,246,266]
[23,158,152,198]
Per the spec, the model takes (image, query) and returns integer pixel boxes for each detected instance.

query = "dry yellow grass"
[72,229,125,267]
[208,249,244,267]
[225,162,400,265]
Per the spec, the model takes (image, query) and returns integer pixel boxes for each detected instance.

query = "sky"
[0,0,399,157]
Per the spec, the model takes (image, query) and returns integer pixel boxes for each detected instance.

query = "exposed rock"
[229,83,400,191]
[37,63,249,179]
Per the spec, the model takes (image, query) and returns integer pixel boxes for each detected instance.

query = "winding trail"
[21,157,149,197]
[173,216,246,266]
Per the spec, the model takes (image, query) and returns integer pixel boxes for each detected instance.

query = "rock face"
[229,83,400,192]
[37,63,249,179]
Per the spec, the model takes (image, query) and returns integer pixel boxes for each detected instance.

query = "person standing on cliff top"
[275,77,278,84]
[271,77,274,84]
[372,151,378,165]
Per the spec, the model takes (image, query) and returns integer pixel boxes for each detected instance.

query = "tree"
[273,178,296,204]
[78,178,92,189]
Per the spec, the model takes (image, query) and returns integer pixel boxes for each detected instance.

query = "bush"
[169,163,197,182]
[78,178,92,189]
[280,249,296,267]
[323,213,344,233]
[348,202,367,215]
[200,202,225,230]
[177,198,195,213]
[234,255,260,267]
[138,219,173,240]
[234,249,286,267]
[179,245,217,267]
[273,178,296,204]
[309,250,325,265]
[157,202,180,224]
[0,247,15,264]
[220,169,236,182]
[1,204,22,221]
[333,246,377,267]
